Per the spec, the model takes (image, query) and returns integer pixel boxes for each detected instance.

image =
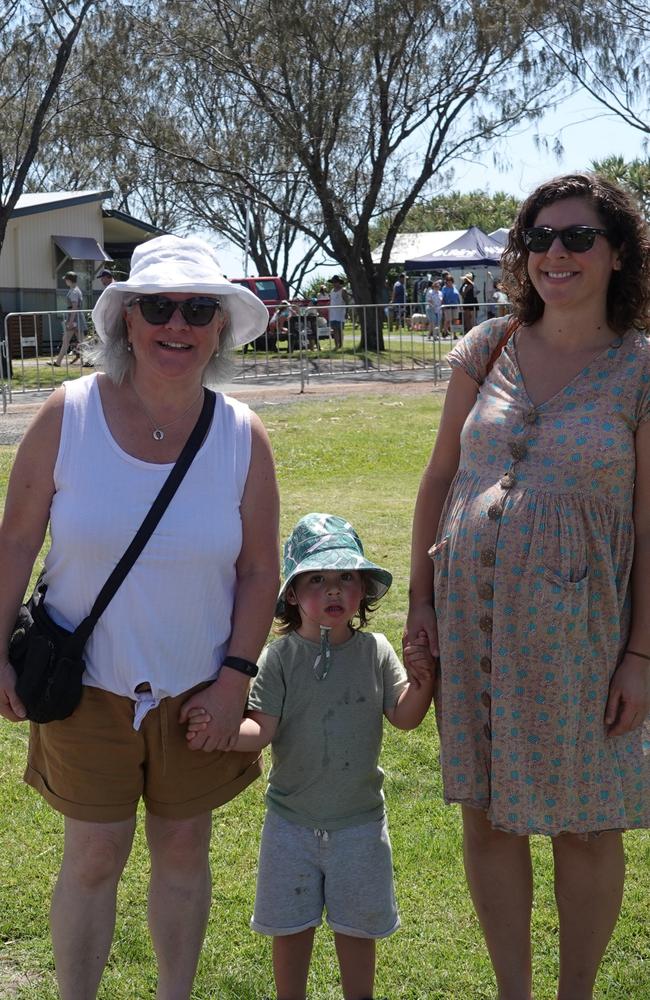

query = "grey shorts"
[251,810,400,939]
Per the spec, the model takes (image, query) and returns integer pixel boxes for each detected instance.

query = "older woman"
[0,235,280,999]
[407,175,650,1000]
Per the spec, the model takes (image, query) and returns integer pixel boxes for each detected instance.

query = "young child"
[189,513,435,1000]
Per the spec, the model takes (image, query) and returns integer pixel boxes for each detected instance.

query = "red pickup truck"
[230,275,330,350]
[230,276,289,312]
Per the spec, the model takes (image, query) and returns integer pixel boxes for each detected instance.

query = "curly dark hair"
[274,571,381,635]
[501,173,650,334]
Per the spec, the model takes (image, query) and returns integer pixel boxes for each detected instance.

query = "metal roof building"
[0,190,163,315]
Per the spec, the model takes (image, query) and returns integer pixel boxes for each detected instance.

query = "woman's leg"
[552,831,624,1000]
[145,811,213,1000]
[55,325,76,365]
[334,933,375,1000]
[50,815,137,1000]
[273,927,316,1000]
[461,805,533,1000]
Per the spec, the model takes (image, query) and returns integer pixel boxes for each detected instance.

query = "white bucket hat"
[92,234,269,348]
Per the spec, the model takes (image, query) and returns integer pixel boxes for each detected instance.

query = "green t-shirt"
[247,630,407,830]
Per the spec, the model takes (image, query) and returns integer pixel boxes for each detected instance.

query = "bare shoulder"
[248,411,276,467]
[3,388,65,534]
[440,366,480,424]
[242,411,278,507]
[15,387,65,469]
[249,409,272,442]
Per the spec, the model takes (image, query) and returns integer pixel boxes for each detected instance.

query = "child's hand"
[403,629,438,685]
[185,706,212,743]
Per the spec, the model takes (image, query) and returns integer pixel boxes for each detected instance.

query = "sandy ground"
[0,374,446,446]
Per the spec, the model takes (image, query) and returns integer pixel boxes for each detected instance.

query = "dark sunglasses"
[134,296,222,326]
[522,225,609,253]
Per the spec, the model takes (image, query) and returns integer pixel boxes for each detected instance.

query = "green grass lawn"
[0,391,648,999]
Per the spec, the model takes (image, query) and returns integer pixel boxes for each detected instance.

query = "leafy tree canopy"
[75,0,562,348]
[369,191,519,247]
[591,156,650,220]
[0,0,99,253]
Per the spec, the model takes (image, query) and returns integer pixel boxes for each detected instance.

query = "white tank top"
[43,374,251,728]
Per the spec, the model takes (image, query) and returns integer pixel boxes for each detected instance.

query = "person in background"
[391,272,407,330]
[270,300,299,349]
[459,271,479,333]
[98,269,114,289]
[406,172,650,1000]
[0,234,280,1000]
[487,278,509,319]
[51,271,88,367]
[425,280,443,340]
[328,275,350,349]
[440,275,460,337]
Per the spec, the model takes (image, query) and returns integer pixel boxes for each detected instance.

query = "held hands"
[403,603,439,687]
[0,658,26,722]
[404,603,439,658]
[178,671,248,752]
[185,707,211,743]
[605,652,650,737]
[403,629,438,688]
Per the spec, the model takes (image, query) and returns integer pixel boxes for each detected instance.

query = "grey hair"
[88,299,236,386]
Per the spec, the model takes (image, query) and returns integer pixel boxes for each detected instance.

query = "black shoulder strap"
[70,388,216,648]
[485,316,519,379]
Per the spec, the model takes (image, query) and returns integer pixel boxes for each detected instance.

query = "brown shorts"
[24,684,262,822]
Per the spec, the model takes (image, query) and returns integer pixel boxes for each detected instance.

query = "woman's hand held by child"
[403,629,438,686]
[405,602,439,659]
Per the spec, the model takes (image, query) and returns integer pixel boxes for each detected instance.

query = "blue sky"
[452,91,646,198]
[217,91,646,279]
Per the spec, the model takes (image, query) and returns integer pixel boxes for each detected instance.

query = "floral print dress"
[432,317,650,836]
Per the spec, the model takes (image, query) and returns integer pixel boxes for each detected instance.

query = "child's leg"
[273,928,315,1000]
[334,933,375,1000]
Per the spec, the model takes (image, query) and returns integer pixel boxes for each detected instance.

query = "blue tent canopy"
[404,225,503,270]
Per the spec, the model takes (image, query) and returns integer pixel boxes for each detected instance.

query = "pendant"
[152,428,164,441]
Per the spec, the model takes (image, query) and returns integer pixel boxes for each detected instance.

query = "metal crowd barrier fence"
[2,300,509,411]
[1,309,94,411]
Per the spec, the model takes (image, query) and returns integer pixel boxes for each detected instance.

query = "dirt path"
[0,376,446,446]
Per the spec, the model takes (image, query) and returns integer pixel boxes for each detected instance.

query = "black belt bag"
[9,586,86,723]
[7,389,216,724]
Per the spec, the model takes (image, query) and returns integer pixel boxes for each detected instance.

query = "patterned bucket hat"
[277,513,393,613]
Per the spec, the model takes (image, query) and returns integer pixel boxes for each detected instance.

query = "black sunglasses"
[134,296,222,326]
[522,225,609,253]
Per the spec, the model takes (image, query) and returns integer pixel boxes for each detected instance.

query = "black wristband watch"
[221,655,259,678]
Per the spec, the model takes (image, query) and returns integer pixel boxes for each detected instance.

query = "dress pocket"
[541,565,589,592]
[430,536,451,621]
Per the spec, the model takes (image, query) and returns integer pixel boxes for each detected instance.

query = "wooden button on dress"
[481,691,491,708]
[480,655,492,673]
[523,409,538,425]
[509,442,528,460]
[487,502,503,520]
[500,472,516,489]
[479,614,493,633]
[480,548,496,567]
[477,581,494,600]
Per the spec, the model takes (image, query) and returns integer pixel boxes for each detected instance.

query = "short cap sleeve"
[374,633,407,711]
[447,316,513,385]
[247,643,285,718]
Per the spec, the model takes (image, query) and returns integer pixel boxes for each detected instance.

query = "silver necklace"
[130,383,204,441]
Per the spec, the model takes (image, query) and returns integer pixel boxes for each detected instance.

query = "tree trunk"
[355,307,385,354]
[344,266,386,353]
